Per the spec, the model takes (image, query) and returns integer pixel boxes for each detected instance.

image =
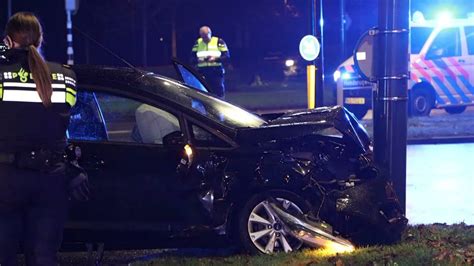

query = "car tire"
[410,89,434,116]
[444,106,466,115]
[347,105,369,120]
[237,190,309,254]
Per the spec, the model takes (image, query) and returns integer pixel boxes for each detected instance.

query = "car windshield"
[141,75,267,129]
[411,26,432,54]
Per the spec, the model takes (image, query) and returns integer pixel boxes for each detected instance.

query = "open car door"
[172,58,210,93]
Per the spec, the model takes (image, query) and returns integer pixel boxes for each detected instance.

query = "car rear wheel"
[444,106,466,115]
[238,190,308,254]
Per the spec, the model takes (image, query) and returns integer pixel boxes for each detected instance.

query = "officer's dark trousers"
[0,163,68,266]
[199,67,225,98]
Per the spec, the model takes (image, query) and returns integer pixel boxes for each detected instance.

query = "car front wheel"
[238,190,308,254]
[410,89,434,116]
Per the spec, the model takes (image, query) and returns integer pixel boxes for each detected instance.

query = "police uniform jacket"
[0,49,77,152]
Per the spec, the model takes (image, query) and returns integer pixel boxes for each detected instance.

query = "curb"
[407,137,474,145]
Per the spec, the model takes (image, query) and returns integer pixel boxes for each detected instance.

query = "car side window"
[466,26,474,55]
[426,27,462,59]
[190,123,229,148]
[95,92,180,145]
[68,91,108,141]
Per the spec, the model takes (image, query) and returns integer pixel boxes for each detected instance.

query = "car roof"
[72,65,152,91]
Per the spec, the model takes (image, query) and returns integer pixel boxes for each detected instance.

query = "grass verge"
[133,224,474,266]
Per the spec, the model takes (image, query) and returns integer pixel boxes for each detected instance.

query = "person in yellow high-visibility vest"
[191,26,230,98]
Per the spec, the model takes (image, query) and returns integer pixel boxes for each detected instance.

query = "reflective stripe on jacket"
[192,37,228,68]
[0,49,77,152]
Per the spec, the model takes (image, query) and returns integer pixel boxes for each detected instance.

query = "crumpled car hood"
[268,106,345,126]
[236,106,347,145]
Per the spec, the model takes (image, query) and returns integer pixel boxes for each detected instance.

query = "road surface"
[407,143,474,225]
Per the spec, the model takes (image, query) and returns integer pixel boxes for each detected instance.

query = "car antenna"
[73,26,142,73]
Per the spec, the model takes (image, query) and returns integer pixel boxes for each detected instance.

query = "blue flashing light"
[437,11,453,23]
[342,72,352,80]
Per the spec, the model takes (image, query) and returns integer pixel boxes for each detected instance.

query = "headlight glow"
[322,240,355,254]
[184,144,193,157]
[285,59,295,67]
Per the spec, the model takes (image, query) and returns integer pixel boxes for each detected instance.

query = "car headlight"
[333,70,341,82]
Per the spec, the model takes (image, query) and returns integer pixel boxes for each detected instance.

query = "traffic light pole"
[373,0,410,213]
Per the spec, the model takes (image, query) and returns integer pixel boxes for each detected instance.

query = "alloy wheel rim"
[247,198,303,254]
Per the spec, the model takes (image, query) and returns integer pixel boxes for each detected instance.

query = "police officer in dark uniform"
[0,12,80,266]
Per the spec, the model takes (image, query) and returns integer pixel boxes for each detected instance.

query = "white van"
[335,13,474,119]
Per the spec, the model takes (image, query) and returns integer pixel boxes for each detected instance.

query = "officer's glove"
[68,162,90,201]
[65,144,90,201]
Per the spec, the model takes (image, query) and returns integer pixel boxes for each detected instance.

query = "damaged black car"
[64,61,407,254]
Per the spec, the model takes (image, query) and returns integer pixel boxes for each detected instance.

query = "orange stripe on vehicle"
[439,59,457,80]
[412,62,432,82]
[447,57,470,79]
[423,60,445,82]
[346,65,354,72]
[411,72,419,81]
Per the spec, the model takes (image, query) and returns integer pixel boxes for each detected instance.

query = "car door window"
[426,27,462,59]
[466,26,474,55]
[68,91,108,141]
[94,92,180,144]
[191,123,230,148]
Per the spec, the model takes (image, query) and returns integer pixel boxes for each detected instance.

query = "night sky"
[1,0,473,76]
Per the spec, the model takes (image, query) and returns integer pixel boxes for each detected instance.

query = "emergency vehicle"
[335,12,474,119]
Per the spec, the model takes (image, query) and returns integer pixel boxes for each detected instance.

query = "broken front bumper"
[335,177,408,243]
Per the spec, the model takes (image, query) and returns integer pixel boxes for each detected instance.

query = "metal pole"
[340,0,345,59]
[311,0,316,36]
[373,0,409,213]
[171,15,177,58]
[316,0,325,106]
[66,10,74,65]
[7,0,12,18]
[142,0,148,67]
